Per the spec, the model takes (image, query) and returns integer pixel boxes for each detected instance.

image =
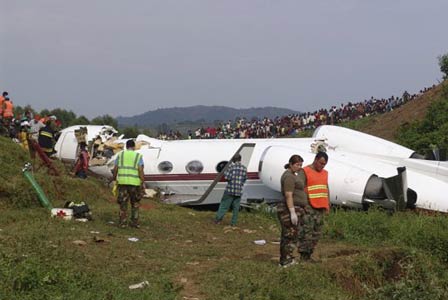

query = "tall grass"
[326,208,448,263]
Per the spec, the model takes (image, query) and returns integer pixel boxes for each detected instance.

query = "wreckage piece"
[54,125,448,213]
[22,163,53,210]
[55,125,150,169]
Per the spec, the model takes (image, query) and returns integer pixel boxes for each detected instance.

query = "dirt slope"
[359,82,445,142]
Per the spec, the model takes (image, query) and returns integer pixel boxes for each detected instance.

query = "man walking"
[215,154,247,226]
[112,140,145,228]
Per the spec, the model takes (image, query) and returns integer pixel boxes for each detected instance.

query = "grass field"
[1,192,448,299]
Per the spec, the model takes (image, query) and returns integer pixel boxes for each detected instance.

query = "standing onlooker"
[18,120,31,151]
[214,153,247,226]
[29,114,45,141]
[301,151,330,261]
[2,96,14,126]
[0,91,7,119]
[112,140,145,228]
[73,142,90,179]
[277,154,305,267]
[38,117,57,158]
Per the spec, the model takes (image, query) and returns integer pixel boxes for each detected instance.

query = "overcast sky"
[1,1,447,119]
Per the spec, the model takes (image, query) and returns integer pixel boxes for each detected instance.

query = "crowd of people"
[0,90,90,179]
[157,85,436,140]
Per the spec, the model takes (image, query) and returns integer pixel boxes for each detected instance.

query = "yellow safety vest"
[117,150,143,186]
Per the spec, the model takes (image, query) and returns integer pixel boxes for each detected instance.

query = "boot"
[300,252,311,261]
[300,252,319,263]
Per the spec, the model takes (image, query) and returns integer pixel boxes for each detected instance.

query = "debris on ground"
[75,218,88,222]
[128,280,149,290]
[93,236,110,243]
[72,240,87,246]
[143,188,158,198]
[253,239,267,246]
[128,237,139,242]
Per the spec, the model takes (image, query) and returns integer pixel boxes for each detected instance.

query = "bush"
[397,83,448,154]
[439,53,448,79]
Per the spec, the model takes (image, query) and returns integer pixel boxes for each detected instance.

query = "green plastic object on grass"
[22,163,53,210]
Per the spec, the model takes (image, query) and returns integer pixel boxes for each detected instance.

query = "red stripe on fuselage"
[144,172,259,181]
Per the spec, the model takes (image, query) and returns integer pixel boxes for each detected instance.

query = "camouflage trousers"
[117,184,142,226]
[277,203,324,264]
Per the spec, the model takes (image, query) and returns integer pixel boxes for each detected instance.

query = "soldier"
[277,154,305,267]
[112,140,145,228]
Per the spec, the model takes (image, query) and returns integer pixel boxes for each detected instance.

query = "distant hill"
[116,105,299,127]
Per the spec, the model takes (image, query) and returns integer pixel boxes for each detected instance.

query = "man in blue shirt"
[215,153,247,226]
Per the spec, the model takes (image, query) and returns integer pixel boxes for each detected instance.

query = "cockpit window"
[158,161,173,173]
[186,160,204,174]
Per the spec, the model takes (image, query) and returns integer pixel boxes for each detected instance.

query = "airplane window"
[158,161,173,173]
[186,160,204,174]
[216,161,228,173]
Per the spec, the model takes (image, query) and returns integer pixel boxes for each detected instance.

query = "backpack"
[64,201,92,220]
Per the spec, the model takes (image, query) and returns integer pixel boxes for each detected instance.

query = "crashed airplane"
[54,125,448,213]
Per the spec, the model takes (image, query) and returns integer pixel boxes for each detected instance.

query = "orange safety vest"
[3,101,14,118]
[303,166,329,210]
[0,96,4,114]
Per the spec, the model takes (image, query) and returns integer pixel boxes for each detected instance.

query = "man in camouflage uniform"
[300,151,329,261]
[112,140,145,228]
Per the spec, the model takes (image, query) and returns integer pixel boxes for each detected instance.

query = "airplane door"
[140,147,162,174]
[179,143,256,206]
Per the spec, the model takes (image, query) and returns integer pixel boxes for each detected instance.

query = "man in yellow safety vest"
[112,140,145,228]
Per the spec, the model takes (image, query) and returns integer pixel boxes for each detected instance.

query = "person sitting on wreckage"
[73,142,90,179]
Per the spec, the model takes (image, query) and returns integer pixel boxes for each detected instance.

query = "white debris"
[143,188,158,198]
[254,239,267,246]
[129,281,149,289]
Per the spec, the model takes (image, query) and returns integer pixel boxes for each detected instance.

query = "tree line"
[13,105,152,138]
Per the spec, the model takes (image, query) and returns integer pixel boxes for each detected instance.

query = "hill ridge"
[116,105,300,127]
